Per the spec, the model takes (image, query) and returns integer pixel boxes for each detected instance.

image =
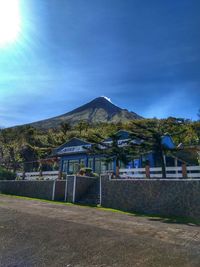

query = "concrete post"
[174,158,178,178]
[58,170,62,180]
[22,171,26,180]
[39,170,43,178]
[72,175,77,203]
[182,163,187,178]
[58,158,63,179]
[145,165,150,178]
[52,180,56,201]
[64,178,68,202]
[99,175,102,206]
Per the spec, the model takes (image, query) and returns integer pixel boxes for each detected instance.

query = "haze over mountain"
[29,97,142,129]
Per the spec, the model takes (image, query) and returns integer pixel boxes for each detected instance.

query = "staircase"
[77,179,100,206]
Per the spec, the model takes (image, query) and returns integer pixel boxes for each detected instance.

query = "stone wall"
[54,180,66,201]
[101,176,200,220]
[75,176,97,201]
[0,181,55,200]
[65,175,75,202]
[0,176,98,203]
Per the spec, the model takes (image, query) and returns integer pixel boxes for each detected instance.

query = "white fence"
[119,166,200,179]
[17,171,59,181]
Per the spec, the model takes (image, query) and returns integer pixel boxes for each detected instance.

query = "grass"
[0,193,200,226]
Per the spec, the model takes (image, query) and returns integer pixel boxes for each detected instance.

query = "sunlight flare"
[0,0,21,47]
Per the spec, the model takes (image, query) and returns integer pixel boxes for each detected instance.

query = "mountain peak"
[29,97,142,129]
[101,96,112,103]
[86,96,113,105]
[67,96,122,116]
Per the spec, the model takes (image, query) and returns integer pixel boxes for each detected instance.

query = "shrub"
[79,167,98,177]
[0,167,16,180]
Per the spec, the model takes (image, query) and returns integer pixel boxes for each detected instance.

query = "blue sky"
[0,0,200,127]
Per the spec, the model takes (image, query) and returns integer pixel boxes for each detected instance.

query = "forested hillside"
[0,117,199,173]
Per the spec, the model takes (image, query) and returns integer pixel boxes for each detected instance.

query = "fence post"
[182,163,187,178]
[72,175,77,203]
[58,170,62,180]
[52,180,56,201]
[145,165,150,178]
[99,175,102,206]
[64,178,68,202]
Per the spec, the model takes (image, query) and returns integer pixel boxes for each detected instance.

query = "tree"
[60,122,71,136]
[77,120,89,135]
[86,132,140,176]
[129,120,185,178]
[198,109,200,121]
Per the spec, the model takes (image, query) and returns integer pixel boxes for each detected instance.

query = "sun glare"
[0,0,21,47]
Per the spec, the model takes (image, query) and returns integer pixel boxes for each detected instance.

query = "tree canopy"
[0,117,199,173]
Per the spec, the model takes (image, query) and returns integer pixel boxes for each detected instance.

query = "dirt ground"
[0,195,200,267]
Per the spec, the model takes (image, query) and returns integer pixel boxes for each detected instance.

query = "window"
[68,160,79,174]
[80,159,85,168]
[62,160,68,172]
[95,158,101,174]
[119,160,126,168]
[88,158,94,170]
[95,158,108,173]
[107,161,113,171]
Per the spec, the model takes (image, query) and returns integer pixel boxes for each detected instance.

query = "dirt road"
[0,194,199,267]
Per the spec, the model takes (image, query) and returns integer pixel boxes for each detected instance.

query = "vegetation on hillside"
[0,117,199,173]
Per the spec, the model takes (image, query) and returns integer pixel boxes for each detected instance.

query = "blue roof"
[53,131,175,157]
[104,130,132,142]
[104,130,175,149]
[161,135,175,149]
[59,138,91,148]
[53,138,92,155]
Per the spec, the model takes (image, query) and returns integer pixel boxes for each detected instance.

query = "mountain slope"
[30,97,142,129]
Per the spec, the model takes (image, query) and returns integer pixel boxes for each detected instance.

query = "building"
[53,130,176,175]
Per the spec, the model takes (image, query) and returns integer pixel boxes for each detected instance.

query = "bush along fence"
[0,167,16,180]
[16,171,59,180]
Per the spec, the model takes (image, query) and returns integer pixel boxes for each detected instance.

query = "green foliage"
[79,167,98,177]
[0,167,16,180]
[86,132,140,176]
[0,117,199,173]
[129,120,182,177]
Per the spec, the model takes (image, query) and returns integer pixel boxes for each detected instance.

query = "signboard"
[58,145,91,154]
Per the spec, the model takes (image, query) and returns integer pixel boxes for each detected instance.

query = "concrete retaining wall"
[0,176,98,203]
[0,181,55,200]
[2,176,199,221]
[65,175,75,202]
[54,180,66,201]
[101,176,200,220]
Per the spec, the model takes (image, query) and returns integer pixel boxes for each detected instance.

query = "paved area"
[0,195,200,267]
